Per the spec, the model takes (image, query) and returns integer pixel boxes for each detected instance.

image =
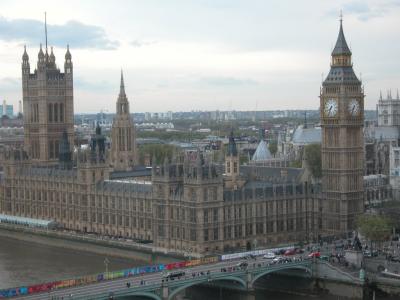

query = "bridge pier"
[161,283,169,300]
[239,290,256,300]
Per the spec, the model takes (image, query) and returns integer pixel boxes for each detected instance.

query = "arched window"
[54,103,58,122]
[59,103,64,122]
[48,104,53,122]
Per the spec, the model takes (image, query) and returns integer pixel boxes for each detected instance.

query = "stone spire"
[111,71,137,171]
[119,69,126,97]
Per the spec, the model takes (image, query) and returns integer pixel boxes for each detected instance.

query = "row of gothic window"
[48,103,64,123]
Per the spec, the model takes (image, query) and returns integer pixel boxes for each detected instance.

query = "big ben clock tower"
[320,18,364,235]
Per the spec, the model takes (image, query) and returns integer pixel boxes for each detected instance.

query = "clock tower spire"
[320,17,365,235]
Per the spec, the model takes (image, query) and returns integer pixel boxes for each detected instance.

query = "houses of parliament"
[0,20,365,255]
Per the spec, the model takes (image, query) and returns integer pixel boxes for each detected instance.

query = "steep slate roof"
[324,66,360,85]
[251,140,272,161]
[292,125,321,144]
[227,130,238,156]
[241,165,304,184]
[365,126,400,141]
[332,21,352,56]
[97,180,152,194]
[110,166,152,179]
[324,21,360,86]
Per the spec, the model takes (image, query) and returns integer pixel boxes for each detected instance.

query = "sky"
[0,0,399,113]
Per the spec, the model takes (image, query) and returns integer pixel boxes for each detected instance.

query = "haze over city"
[0,0,400,113]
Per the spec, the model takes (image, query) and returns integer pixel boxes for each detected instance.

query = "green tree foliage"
[357,214,392,243]
[138,130,207,141]
[304,143,321,178]
[268,141,278,156]
[289,160,302,168]
[138,144,177,165]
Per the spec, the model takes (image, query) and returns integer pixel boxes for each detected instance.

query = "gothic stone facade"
[0,148,321,255]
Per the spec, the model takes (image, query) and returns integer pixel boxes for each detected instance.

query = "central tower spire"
[111,71,137,171]
[45,12,48,54]
[120,69,126,96]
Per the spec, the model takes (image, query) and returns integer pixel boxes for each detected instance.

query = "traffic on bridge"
[4,246,317,300]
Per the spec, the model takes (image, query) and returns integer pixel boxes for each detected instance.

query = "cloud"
[130,39,157,48]
[0,16,119,49]
[0,77,19,92]
[326,0,400,21]
[74,77,114,92]
[199,76,259,87]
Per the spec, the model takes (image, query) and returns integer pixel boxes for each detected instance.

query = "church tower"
[320,18,365,234]
[22,43,74,164]
[110,71,137,171]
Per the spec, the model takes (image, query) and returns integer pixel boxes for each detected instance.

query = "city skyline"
[0,0,400,113]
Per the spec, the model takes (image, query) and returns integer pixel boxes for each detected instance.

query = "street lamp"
[104,257,110,274]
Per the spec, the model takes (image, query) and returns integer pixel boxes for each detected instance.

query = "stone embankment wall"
[0,224,179,263]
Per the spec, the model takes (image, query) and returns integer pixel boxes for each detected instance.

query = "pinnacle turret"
[49,46,55,63]
[38,44,44,59]
[22,45,29,61]
[65,44,71,61]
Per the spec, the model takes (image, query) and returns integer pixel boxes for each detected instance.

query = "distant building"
[0,101,14,118]
[377,90,400,126]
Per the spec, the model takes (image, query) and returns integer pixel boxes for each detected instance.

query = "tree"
[138,144,177,165]
[289,160,302,168]
[304,143,321,178]
[268,141,278,156]
[357,214,392,249]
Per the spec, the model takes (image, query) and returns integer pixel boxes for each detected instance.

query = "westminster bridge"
[13,256,365,300]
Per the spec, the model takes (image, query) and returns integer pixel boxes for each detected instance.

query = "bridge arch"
[168,276,246,300]
[117,291,162,300]
[251,264,312,287]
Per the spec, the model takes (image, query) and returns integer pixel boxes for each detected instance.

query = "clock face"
[348,99,360,116]
[324,99,338,117]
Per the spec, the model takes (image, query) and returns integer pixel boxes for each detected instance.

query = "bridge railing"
[73,261,313,300]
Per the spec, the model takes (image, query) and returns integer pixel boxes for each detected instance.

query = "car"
[236,261,248,268]
[284,249,296,256]
[263,252,276,259]
[272,256,284,263]
[165,271,185,279]
[295,248,305,254]
[319,255,329,261]
[390,256,400,263]
[308,251,321,258]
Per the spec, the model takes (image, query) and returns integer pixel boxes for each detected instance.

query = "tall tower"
[320,18,364,234]
[22,43,74,164]
[110,71,137,171]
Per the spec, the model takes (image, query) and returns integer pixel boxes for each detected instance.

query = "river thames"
[0,235,143,289]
